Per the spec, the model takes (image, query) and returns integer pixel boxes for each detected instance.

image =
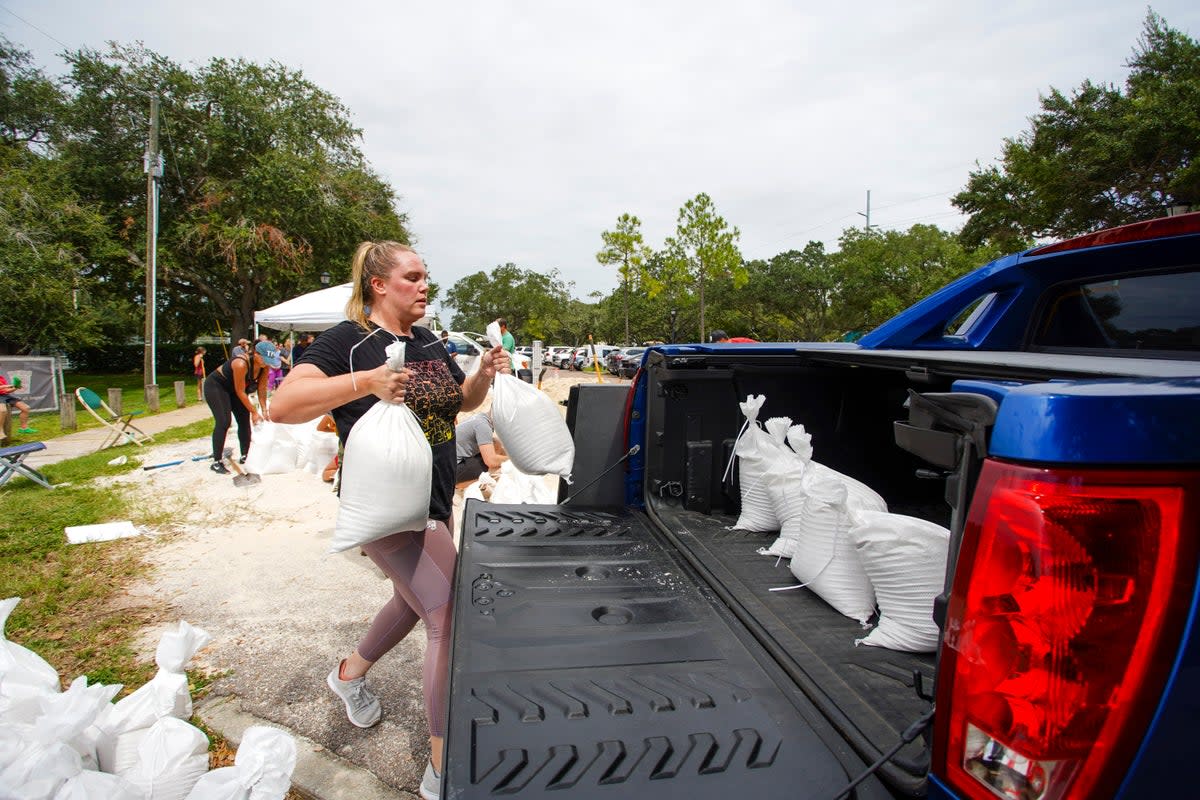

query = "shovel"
[226,457,261,487]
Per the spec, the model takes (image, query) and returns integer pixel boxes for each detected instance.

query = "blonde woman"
[271,241,506,800]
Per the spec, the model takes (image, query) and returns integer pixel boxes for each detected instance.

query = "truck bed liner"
[648,500,935,796]
[445,502,897,800]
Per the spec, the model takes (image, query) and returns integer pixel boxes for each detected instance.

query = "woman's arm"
[271,362,409,424]
[230,359,264,425]
[461,344,510,412]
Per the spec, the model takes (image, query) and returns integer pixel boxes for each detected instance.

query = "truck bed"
[444,502,901,799]
[649,500,937,795]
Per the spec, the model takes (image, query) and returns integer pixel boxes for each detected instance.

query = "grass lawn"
[0,418,210,690]
[7,372,204,444]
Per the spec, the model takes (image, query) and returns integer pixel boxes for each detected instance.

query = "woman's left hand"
[481,344,511,379]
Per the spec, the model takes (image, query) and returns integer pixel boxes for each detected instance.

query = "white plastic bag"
[0,597,61,705]
[331,341,432,553]
[726,396,789,532]
[34,676,122,773]
[243,422,299,475]
[463,471,497,503]
[54,769,143,800]
[850,510,950,652]
[96,621,211,773]
[775,478,877,625]
[490,461,557,504]
[119,717,209,800]
[485,320,503,347]
[303,431,339,476]
[490,373,574,479]
[185,726,296,800]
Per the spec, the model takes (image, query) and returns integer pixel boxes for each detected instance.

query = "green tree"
[828,224,1004,336]
[735,242,835,341]
[0,38,132,354]
[54,44,410,342]
[954,11,1200,248]
[596,213,655,345]
[445,263,574,343]
[664,193,744,342]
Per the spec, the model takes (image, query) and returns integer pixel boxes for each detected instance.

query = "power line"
[1,7,72,51]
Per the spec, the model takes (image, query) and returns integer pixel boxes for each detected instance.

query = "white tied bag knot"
[490,372,574,480]
[727,396,788,532]
[331,340,433,553]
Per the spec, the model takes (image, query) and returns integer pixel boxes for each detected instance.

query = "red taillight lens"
[933,460,1198,800]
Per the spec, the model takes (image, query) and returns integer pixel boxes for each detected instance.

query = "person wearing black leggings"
[203,346,272,473]
[270,241,507,800]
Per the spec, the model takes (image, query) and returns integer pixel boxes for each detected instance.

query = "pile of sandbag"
[727,395,950,652]
[462,461,557,505]
[0,598,296,799]
[243,417,339,478]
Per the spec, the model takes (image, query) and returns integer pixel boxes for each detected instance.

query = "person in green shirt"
[497,317,516,368]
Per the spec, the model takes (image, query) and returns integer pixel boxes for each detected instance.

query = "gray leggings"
[358,519,456,737]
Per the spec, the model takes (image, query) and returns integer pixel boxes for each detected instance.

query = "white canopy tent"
[254,283,439,332]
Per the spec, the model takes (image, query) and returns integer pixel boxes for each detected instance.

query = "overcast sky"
[4,1,1198,302]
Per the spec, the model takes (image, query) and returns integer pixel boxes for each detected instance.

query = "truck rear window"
[1032,270,1200,352]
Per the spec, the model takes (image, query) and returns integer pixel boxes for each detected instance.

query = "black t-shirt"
[299,320,467,522]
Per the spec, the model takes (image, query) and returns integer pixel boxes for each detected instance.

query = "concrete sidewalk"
[24,403,213,468]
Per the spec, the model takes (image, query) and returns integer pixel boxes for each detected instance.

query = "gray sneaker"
[326,665,382,728]
[420,760,441,800]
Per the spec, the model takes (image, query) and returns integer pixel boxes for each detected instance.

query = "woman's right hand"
[251,410,264,425]
[368,363,410,404]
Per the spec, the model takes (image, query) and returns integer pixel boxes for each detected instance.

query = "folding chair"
[0,442,54,489]
[75,387,155,451]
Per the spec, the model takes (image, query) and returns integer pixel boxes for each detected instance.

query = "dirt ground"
[112,368,625,795]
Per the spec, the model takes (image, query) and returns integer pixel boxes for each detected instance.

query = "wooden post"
[107,388,123,415]
[145,384,160,413]
[174,380,187,408]
[59,393,77,430]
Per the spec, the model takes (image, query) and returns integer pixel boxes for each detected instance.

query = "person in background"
[709,330,730,343]
[193,347,207,394]
[454,410,506,487]
[440,329,458,361]
[232,338,251,358]
[0,373,34,434]
[204,343,272,472]
[497,317,516,369]
[257,339,284,392]
[292,334,312,367]
[270,240,509,800]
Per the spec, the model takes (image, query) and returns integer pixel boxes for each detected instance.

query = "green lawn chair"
[75,387,155,450]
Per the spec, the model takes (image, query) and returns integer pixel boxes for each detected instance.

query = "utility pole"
[857,189,875,232]
[143,95,162,388]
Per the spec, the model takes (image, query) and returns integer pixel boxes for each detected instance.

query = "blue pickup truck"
[444,213,1200,799]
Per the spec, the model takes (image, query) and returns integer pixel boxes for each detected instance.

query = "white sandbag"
[463,471,496,503]
[303,431,339,476]
[185,726,296,800]
[485,320,502,347]
[850,510,950,652]
[761,421,809,557]
[30,676,122,773]
[490,373,574,479]
[804,461,888,512]
[243,422,299,476]
[0,597,61,705]
[96,621,211,773]
[490,461,556,504]
[54,769,143,800]
[775,478,877,625]
[726,396,788,532]
[0,737,81,800]
[331,341,433,553]
[119,717,209,800]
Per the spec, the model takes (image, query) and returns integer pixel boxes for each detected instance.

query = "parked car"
[613,346,646,377]
[577,344,619,371]
[439,331,530,376]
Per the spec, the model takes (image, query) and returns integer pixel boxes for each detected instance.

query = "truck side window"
[1033,269,1200,352]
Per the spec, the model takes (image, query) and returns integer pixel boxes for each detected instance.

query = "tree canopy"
[954,11,1200,249]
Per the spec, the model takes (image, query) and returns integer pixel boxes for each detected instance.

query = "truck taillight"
[933,460,1198,800]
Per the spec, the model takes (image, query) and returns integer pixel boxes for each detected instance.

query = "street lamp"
[669,308,678,344]
[319,271,331,286]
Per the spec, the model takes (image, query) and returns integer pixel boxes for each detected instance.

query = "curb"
[196,695,411,800]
